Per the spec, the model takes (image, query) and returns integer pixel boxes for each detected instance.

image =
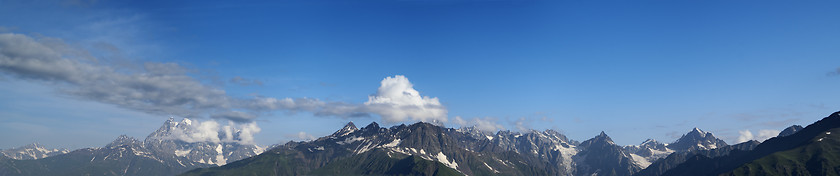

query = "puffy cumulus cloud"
[167,118,261,145]
[243,75,447,124]
[236,122,261,145]
[364,75,447,123]
[736,130,753,143]
[736,129,781,143]
[454,116,505,132]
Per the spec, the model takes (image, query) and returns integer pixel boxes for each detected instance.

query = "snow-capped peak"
[331,122,358,137]
[691,127,706,137]
[641,139,658,145]
[181,118,193,126]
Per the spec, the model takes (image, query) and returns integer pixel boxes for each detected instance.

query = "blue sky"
[1,0,839,149]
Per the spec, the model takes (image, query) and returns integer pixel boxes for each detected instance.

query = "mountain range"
[0,118,265,176]
[0,143,68,160]
[2,111,838,176]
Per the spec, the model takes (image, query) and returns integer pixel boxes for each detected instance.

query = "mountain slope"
[575,132,642,176]
[0,136,209,176]
[667,128,728,151]
[778,125,804,137]
[183,120,764,176]
[661,111,840,176]
[633,140,760,176]
[624,127,732,172]
[181,122,557,176]
[724,127,840,175]
[310,149,463,176]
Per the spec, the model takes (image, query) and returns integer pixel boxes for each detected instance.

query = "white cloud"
[166,118,261,145]
[453,116,468,126]
[736,130,753,143]
[514,117,531,132]
[364,75,447,123]
[736,129,781,143]
[237,122,261,145]
[242,75,448,124]
[169,119,221,143]
[0,33,448,125]
[757,129,780,141]
[473,117,505,132]
[287,131,316,141]
[454,116,505,132]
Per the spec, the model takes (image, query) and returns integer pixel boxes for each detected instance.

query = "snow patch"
[553,144,578,173]
[354,141,377,154]
[214,144,226,166]
[496,158,511,167]
[648,148,675,160]
[337,136,364,145]
[435,152,459,170]
[183,118,192,125]
[254,145,266,155]
[175,149,191,157]
[630,153,651,168]
[380,139,401,148]
[484,162,499,173]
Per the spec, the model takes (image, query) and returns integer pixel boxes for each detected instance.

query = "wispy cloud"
[0,33,448,125]
[513,117,532,132]
[0,33,239,120]
[736,129,780,143]
[286,131,316,141]
[453,116,505,132]
[229,76,263,86]
[828,67,840,76]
